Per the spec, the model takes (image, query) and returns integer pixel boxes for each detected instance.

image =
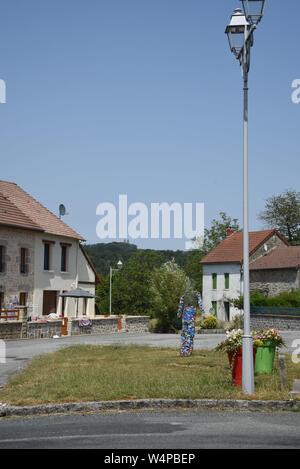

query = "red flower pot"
[228,348,257,388]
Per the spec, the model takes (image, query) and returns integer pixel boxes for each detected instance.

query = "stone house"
[0,181,99,318]
[250,246,300,296]
[201,229,289,322]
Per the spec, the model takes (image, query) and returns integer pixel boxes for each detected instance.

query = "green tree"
[201,212,240,254]
[85,242,138,276]
[88,242,203,293]
[150,260,194,332]
[259,190,300,244]
[182,250,203,292]
[96,276,110,314]
[100,251,164,316]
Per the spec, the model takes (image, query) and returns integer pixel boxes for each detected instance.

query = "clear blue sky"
[1,0,299,249]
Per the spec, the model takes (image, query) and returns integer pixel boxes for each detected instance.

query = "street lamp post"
[109,260,123,315]
[225,1,266,395]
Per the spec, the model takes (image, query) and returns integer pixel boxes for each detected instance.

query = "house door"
[224,302,230,322]
[61,317,68,336]
[43,291,58,316]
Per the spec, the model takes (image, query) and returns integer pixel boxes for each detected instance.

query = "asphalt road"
[1,332,299,388]
[0,410,300,449]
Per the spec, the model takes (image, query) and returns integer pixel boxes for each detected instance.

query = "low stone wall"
[71,317,119,336]
[199,329,225,335]
[0,321,23,340]
[0,320,63,340]
[125,316,150,333]
[27,321,63,340]
[250,314,300,331]
[0,315,151,340]
[71,316,150,335]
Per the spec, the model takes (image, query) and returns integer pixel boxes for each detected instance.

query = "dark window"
[44,243,51,271]
[20,248,28,274]
[212,301,217,316]
[224,273,230,290]
[212,273,217,290]
[224,302,230,322]
[61,245,68,272]
[19,292,28,306]
[0,292,4,309]
[83,298,88,316]
[0,246,6,273]
[61,291,67,317]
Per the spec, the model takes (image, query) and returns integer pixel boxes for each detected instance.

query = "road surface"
[0,410,300,449]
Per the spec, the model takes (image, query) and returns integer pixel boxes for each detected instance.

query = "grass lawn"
[0,345,299,406]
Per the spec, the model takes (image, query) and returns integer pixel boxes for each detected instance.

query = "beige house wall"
[0,227,96,318]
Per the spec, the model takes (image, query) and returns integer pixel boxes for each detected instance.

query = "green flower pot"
[255,346,276,375]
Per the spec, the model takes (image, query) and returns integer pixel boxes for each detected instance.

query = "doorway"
[43,291,58,316]
[224,302,230,322]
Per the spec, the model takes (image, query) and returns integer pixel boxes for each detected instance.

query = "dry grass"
[0,345,299,406]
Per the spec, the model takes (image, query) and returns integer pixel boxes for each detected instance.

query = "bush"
[228,314,244,331]
[263,291,300,308]
[148,318,159,333]
[232,291,300,310]
[201,315,219,330]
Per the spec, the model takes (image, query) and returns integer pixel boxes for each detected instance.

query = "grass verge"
[0,345,299,406]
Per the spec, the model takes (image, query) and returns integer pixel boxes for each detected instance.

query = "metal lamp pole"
[109,260,123,315]
[242,28,255,395]
[225,1,265,395]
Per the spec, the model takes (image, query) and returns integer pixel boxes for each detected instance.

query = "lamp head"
[225,8,249,58]
[241,0,265,25]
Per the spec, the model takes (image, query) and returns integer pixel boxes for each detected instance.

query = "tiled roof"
[201,230,285,264]
[250,246,300,270]
[0,181,84,240]
[0,193,43,232]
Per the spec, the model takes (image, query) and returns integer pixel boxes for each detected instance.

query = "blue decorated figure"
[177,292,203,357]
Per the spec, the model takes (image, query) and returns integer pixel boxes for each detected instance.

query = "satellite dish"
[59,204,68,219]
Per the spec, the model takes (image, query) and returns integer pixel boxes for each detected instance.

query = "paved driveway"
[0,331,299,388]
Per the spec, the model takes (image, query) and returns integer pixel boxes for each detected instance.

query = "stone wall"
[250,268,299,296]
[125,316,150,333]
[71,317,119,335]
[71,316,150,335]
[0,315,151,340]
[250,314,300,331]
[0,321,63,340]
[27,321,63,339]
[0,321,23,340]
[0,227,35,308]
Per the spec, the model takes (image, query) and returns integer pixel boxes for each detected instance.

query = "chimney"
[226,228,235,238]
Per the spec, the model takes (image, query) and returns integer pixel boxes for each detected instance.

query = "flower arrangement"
[215,329,243,353]
[253,329,285,349]
[216,329,262,354]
